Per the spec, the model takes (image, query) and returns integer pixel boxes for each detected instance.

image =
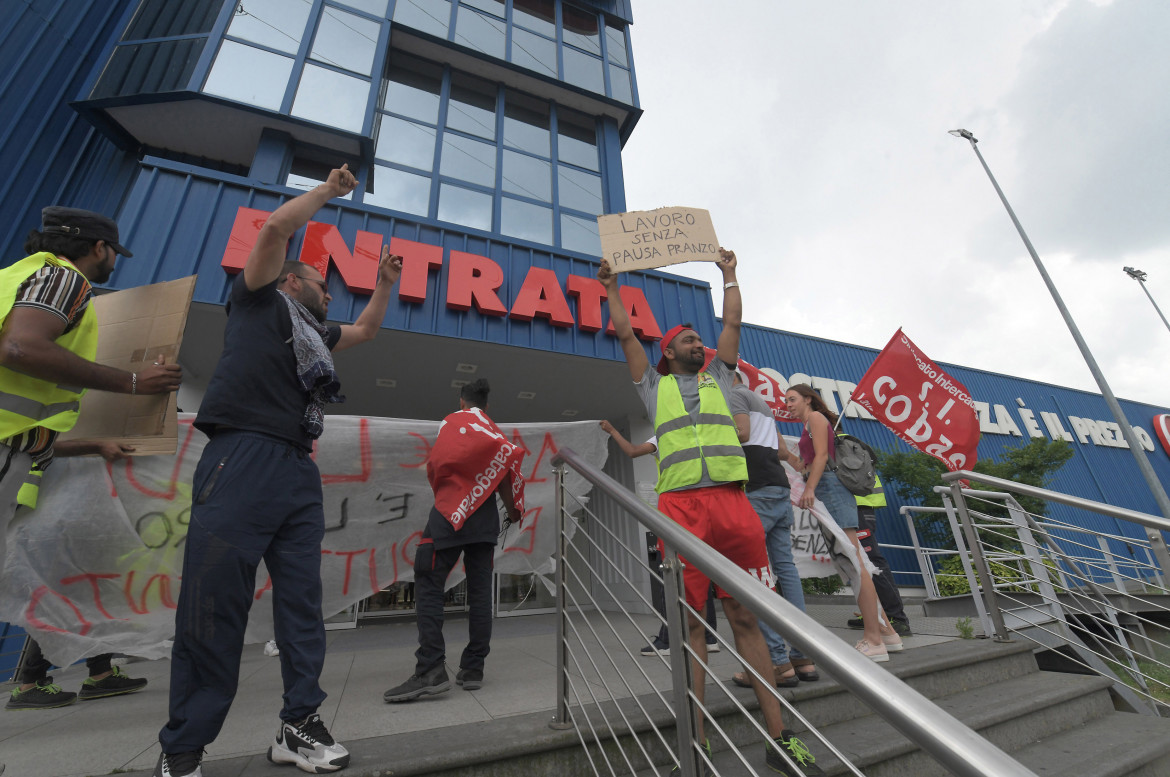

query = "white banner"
[1,415,608,668]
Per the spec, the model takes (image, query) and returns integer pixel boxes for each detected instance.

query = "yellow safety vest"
[1,253,98,508]
[855,474,887,507]
[654,371,746,493]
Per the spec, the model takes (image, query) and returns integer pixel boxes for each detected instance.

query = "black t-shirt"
[424,499,501,551]
[195,274,341,450]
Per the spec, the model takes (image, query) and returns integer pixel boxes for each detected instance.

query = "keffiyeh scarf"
[279,291,344,438]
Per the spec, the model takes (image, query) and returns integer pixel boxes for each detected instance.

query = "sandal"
[791,657,820,682]
[731,663,800,689]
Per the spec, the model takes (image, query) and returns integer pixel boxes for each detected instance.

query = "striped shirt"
[1,263,93,468]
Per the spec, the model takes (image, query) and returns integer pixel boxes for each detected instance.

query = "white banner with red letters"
[0,415,607,670]
[849,329,980,471]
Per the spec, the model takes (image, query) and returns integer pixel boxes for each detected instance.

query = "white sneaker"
[855,639,889,663]
[264,640,280,657]
[268,713,350,773]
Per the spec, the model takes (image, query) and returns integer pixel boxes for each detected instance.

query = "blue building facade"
[2,0,1169,622]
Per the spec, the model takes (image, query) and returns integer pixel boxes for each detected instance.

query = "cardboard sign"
[60,275,196,454]
[598,207,720,273]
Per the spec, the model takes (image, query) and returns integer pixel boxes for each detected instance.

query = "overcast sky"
[619,0,1170,408]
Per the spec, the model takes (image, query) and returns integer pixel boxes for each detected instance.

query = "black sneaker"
[383,663,450,702]
[6,678,77,710]
[847,617,912,636]
[153,750,203,777]
[268,713,350,773]
[79,666,148,700]
[767,731,824,776]
[639,638,669,657]
[455,668,483,690]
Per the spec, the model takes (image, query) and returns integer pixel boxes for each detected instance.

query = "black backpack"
[830,433,878,496]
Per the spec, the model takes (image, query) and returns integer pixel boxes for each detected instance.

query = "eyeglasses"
[291,273,328,293]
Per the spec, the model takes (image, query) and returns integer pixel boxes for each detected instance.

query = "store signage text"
[220,207,663,342]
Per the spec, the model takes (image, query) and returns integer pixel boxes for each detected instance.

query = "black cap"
[40,206,133,257]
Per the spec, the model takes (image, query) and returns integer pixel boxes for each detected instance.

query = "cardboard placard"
[597,207,720,273]
[60,275,196,455]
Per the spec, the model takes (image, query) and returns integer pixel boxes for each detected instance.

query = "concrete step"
[1011,712,1170,777]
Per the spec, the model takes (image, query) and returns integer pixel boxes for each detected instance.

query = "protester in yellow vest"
[848,474,912,635]
[598,251,823,777]
[1,206,181,712]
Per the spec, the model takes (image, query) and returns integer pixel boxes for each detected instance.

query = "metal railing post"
[902,507,939,598]
[938,494,995,637]
[549,464,572,730]
[661,550,698,777]
[948,484,1012,641]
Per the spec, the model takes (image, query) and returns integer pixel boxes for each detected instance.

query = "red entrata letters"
[221,207,662,341]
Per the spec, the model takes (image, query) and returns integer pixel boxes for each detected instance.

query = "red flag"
[700,348,797,421]
[849,329,979,471]
[427,408,526,530]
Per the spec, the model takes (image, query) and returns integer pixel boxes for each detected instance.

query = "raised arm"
[244,164,358,292]
[600,420,656,459]
[334,246,403,352]
[0,308,180,394]
[598,260,649,381]
[714,248,741,367]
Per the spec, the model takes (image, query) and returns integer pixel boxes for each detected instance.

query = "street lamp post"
[1123,266,1170,335]
[949,129,1170,578]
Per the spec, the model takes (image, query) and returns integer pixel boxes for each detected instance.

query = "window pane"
[513,0,554,37]
[368,165,431,215]
[605,20,628,66]
[608,63,632,104]
[383,54,442,123]
[438,183,492,231]
[461,0,503,15]
[291,64,369,132]
[563,47,603,93]
[440,134,496,187]
[203,41,293,111]
[392,0,450,37]
[376,115,436,171]
[510,27,556,78]
[125,0,219,39]
[557,108,598,171]
[504,92,550,156]
[339,0,389,16]
[92,39,205,98]
[447,73,496,140]
[558,165,602,213]
[224,0,310,55]
[562,5,600,54]
[501,198,552,244]
[312,8,380,75]
[561,213,600,255]
[286,156,355,199]
[502,150,551,201]
[454,6,504,58]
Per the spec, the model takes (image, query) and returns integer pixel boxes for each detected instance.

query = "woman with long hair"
[783,384,902,662]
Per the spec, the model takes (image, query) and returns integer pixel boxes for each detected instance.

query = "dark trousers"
[857,506,908,625]
[414,541,495,675]
[15,638,110,684]
[159,431,328,753]
[654,588,718,646]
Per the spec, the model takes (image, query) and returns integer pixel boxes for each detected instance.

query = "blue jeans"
[746,485,806,665]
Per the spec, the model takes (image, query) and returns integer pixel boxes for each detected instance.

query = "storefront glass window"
[562,46,603,94]
[438,183,492,231]
[203,40,293,111]
[560,213,601,255]
[224,0,309,55]
[447,73,497,140]
[383,54,443,123]
[557,165,602,214]
[501,198,553,244]
[510,27,556,78]
[376,115,437,171]
[454,5,505,58]
[392,0,451,37]
[440,133,496,187]
[502,150,551,201]
[290,64,369,132]
[368,165,431,215]
[312,7,380,75]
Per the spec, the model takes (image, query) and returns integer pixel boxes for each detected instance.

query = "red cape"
[427,408,526,530]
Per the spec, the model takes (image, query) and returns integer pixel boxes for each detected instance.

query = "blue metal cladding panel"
[0,0,139,264]
[104,160,718,364]
[738,321,1170,585]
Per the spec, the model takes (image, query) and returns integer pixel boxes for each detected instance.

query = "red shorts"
[656,483,771,609]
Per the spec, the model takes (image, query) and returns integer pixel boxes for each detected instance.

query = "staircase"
[351,639,1170,777]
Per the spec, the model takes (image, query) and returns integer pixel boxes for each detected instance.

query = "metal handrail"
[553,446,1037,777]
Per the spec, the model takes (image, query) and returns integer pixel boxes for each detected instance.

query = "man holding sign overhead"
[598,250,823,777]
